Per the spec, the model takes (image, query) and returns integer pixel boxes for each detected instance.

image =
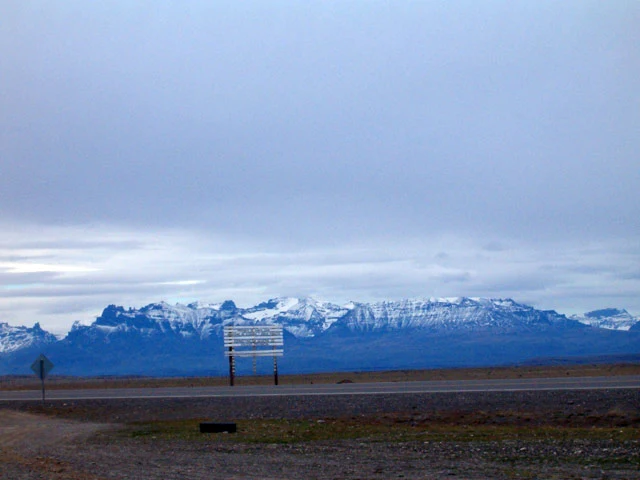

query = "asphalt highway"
[1,375,639,402]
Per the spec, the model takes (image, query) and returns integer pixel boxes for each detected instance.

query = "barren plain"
[1,365,639,479]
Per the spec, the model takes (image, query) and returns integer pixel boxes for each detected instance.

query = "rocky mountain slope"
[0,323,58,354]
[63,297,580,341]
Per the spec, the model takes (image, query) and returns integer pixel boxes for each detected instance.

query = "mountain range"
[1,297,639,376]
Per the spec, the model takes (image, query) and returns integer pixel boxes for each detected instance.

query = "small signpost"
[223,325,283,386]
[30,353,54,404]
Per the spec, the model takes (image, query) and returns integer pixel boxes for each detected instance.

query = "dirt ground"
[0,410,111,479]
[0,387,639,479]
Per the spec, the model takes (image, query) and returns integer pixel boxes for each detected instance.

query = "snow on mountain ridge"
[1,297,597,353]
[242,297,351,337]
[83,302,229,340]
[0,322,58,353]
[571,308,639,331]
[340,297,550,332]
[76,296,575,339]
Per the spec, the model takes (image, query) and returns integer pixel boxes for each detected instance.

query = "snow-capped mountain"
[64,297,576,343]
[0,322,58,354]
[1,297,638,376]
[67,301,234,342]
[337,297,571,333]
[242,297,351,337]
[63,297,348,344]
[571,309,640,331]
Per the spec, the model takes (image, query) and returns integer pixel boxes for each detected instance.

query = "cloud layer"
[1,223,638,334]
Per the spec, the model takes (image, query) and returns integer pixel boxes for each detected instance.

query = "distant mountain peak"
[585,308,629,318]
[220,300,237,312]
[0,322,58,354]
[572,308,638,331]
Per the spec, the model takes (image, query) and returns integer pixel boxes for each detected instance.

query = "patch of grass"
[120,417,640,445]
[125,420,199,441]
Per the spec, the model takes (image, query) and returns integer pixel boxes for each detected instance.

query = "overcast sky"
[1,1,639,334]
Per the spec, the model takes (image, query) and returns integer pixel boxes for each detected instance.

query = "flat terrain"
[3,362,640,391]
[1,365,639,479]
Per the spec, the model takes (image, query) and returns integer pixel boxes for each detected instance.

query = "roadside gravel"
[4,388,639,424]
[1,388,638,479]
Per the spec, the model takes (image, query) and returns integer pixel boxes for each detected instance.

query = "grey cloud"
[620,270,640,281]
[0,239,146,251]
[1,1,637,244]
[0,271,58,285]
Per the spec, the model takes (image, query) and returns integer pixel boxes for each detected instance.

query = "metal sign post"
[228,346,235,387]
[30,354,54,405]
[273,345,279,386]
[223,326,283,386]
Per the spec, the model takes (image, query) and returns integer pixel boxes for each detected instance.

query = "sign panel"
[31,354,54,380]
[223,325,283,350]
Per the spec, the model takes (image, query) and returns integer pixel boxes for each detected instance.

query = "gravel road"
[0,388,638,479]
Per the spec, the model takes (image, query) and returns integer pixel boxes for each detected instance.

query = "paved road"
[1,375,639,401]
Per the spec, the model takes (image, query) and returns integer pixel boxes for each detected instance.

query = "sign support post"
[273,347,279,386]
[228,346,235,387]
[39,359,45,403]
[30,354,54,406]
